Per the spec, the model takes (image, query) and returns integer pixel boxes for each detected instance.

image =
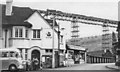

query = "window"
[45,49,52,53]
[33,29,41,38]
[15,28,23,38]
[60,35,63,43]
[25,49,27,60]
[25,30,28,38]
[10,51,15,57]
[1,51,9,57]
[19,29,23,37]
[10,29,12,37]
[15,28,18,37]
[19,49,22,53]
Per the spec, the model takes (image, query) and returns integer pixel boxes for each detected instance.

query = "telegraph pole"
[52,15,55,68]
[46,9,57,68]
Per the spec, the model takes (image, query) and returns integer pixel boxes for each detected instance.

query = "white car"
[0,48,26,71]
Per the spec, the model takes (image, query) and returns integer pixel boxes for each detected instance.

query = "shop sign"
[46,32,52,38]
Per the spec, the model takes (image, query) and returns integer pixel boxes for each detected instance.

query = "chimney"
[6,0,13,16]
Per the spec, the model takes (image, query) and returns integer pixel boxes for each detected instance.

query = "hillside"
[67,34,114,52]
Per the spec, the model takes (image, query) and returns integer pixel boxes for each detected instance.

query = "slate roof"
[2,4,34,28]
[2,4,58,29]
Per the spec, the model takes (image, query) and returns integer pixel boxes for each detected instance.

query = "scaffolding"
[40,9,117,50]
[102,20,111,52]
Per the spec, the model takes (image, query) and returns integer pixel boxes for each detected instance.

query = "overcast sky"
[1,0,119,39]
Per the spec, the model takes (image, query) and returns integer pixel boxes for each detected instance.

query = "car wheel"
[9,65,17,72]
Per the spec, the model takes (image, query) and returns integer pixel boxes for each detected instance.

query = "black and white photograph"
[0,0,120,72]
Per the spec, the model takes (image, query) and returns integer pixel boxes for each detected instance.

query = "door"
[31,50,40,63]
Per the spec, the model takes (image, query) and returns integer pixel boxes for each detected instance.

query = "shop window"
[50,49,52,53]
[33,29,41,38]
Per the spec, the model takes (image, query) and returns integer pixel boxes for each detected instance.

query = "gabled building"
[1,1,66,68]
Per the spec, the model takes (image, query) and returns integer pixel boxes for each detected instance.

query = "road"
[38,63,114,70]
[51,63,114,70]
[25,63,120,72]
[2,63,119,72]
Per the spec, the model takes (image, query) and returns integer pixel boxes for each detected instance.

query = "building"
[87,50,115,63]
[1,2,66,68]
[66,44,87,64]
[116,21,120,63]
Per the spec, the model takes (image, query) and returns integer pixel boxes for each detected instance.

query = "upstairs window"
[33,29,41,38]
[60,35,63,43]
[15,28,23,38]
[10,29,12,37]
[25,30,28,38]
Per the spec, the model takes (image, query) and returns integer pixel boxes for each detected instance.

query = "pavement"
[105,63,120,70]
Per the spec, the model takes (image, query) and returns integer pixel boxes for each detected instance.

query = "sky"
[1,0,119,39]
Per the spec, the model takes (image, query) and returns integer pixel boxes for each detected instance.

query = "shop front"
[66,44,86,64]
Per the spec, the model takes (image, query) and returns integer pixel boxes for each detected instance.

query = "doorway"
[31,50,40,62]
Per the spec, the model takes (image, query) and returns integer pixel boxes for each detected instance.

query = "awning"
[66,44,86,51]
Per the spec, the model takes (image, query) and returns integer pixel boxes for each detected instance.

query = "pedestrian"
[40,61,43,70]
[33,57,39,70]
[27,59,32,71]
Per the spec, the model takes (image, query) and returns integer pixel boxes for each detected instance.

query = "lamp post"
[52,15,55,68]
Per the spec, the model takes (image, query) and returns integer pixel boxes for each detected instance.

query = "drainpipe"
[58,24,60,67]
[5,29,8,48]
